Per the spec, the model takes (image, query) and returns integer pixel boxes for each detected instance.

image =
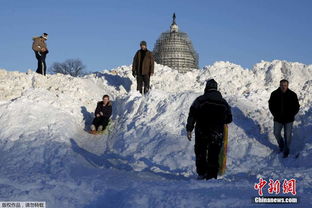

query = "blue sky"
[0,0,311,72]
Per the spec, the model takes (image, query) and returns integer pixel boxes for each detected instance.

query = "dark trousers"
[92,117,109,131]
[35,51,47,76]
[195,130,222,179]
[136,74,150,94]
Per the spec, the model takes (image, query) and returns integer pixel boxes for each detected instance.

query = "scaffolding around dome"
[153,13,199,73]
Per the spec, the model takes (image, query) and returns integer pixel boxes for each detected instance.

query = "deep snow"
[0,60,311,208]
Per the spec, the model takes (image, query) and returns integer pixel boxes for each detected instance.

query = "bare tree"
[49,59,86,77]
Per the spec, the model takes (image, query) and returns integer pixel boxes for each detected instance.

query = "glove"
[132,70,137,78]
[187,131,192,141]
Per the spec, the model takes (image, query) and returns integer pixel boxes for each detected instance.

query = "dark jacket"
[132,49,154,76]
[95,101,112,118]
[186,89,232,133]
[269,88,300,123]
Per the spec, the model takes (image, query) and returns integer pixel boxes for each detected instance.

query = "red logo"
[268,179,281,194]
[283,179,297,196]
[254,178,267,196]
[254,178,297,196]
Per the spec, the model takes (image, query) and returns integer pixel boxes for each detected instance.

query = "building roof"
[153,13,199,73]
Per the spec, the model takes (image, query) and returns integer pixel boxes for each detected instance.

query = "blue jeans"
[273,121,293,155]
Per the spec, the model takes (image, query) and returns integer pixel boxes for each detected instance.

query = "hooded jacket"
[95,101,112,118]
[186,87,232,133]
[32,36,48,52]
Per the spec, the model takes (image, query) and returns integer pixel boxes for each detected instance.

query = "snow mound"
[0,60,311,207]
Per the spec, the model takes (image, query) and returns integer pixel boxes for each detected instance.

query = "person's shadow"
[70,138,190,181]
[293,107,312,155]
[232,106,276,151]
[95,72,132,92]
[81,106,93,131]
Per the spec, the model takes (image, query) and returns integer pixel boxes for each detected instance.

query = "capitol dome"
[153,13,199,73]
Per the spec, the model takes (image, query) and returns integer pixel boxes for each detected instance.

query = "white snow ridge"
[0,60,311,208]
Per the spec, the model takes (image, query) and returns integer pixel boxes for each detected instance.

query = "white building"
[153,13,199,73]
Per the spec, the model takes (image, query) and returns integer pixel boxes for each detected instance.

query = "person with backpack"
[269,79,300,158]
[132,40,154,94]
[32,33,49,75]
[186,79,232,180]
[90,95,112,134]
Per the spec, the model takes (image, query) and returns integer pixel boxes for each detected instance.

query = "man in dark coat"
[32,33,49,76]
[186,79,232,180]
[269,79,300,158]
[90,95,112,134]
[132,41,154,94]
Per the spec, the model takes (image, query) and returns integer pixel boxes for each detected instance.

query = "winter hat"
[140,40,147,46]
[42,33,48,40]
[204,79,218,92]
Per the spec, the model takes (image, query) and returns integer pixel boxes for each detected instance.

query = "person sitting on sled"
[90,95,112,134]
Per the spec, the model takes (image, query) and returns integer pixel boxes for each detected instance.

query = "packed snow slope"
[0,60,311,208]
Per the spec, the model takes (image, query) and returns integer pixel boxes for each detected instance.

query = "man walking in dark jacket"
[90,95,112,134]
[32,33,49,75]
[132,41,154,94]
[186,79,232,180]
[269,79,300,158]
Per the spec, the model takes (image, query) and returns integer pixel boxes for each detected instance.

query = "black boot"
[283,148,289,158]
[197,175,206,180]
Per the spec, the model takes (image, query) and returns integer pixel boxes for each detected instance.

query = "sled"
[218,124,228,176]
[89,120,114,135]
